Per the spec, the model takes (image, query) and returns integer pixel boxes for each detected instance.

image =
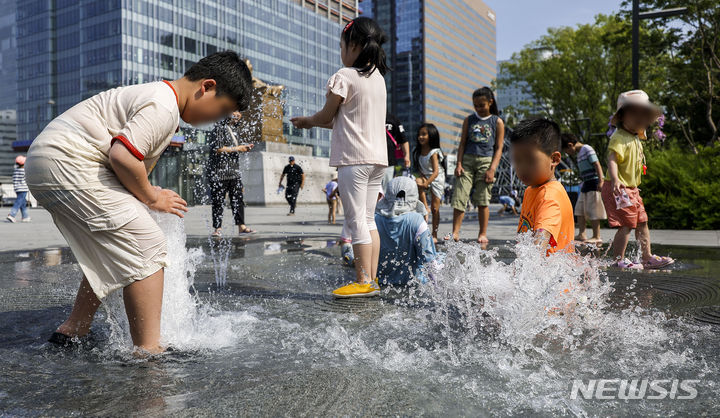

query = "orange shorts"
[601,182,648,229]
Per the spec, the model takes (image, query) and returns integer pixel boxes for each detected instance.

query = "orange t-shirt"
[517,180,575,254]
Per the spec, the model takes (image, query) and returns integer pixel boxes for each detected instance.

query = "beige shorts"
[30,187,168,299]
[574,191,607,221]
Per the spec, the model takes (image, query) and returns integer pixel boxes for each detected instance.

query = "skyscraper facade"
[373,0,496,153]
[16,0,357,157]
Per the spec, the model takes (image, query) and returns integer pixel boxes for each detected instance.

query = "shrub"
[641,144,720,230]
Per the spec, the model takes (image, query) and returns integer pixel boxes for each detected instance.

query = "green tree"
[497,14,671,157]
[621,0,720,146]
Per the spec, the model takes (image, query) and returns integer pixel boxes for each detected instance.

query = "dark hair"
[341,17,389,76]
[510,118,561,156]
[184,51,254,111]
[560,133,579,150]
[413,123,445,171]
[472,87,499,116]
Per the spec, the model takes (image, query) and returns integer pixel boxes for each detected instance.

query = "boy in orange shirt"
[511,118,575,254]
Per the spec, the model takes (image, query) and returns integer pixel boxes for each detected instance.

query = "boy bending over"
[26,52,253,354]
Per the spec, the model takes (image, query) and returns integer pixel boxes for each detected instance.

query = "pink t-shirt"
[327,67,387,167]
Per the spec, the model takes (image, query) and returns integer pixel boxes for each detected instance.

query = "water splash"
[100,212,257,353]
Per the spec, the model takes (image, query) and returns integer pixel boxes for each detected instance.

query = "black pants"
[210,178,245,229]
[285,183,300,212]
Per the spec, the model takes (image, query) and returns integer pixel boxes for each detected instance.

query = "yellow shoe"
[332,281,380,298]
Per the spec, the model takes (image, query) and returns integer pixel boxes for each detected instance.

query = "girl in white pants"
[292,17,389,297]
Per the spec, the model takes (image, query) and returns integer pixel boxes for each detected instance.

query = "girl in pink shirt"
[292,17,389,298]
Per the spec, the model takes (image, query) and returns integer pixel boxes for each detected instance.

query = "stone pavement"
[1,203,719,252]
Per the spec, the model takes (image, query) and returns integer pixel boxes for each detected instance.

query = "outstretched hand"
[148,186,188,218]
[291,116,312,129]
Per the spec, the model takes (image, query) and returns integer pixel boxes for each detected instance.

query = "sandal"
[615,259,644,270]
[643,255,675,270]
[239,226,256,234]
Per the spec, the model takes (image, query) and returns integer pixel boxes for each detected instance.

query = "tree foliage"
[497,14,671,158]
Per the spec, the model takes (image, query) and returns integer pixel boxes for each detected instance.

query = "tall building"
[495,59,543,123]
[0,0,16,111]
[15,0,357,157]
[0,109,16,176]
[373,0,496,153]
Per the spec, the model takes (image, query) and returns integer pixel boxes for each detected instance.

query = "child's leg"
[611,226,632,260]
[576,215,587,240]
[56,276,101,337]
[474,162,493,243]
[590,220,602,240]
[367,167,384,280]
[331,200,337,223]
[431,194,441,240]
[477,206,489,243]
[339,165,373,284]
[450,209,464,241]
[123,268,164,353]
[19,192,29,219]
[9,191,26,218]
[450,159,474,241]
[635,222,652,262]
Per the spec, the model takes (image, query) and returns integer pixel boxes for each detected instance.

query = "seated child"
[374,176,438,286]
[25,52,253,353]
[510,118,575,254]
[561,133,606,244]
[497,189,519,216]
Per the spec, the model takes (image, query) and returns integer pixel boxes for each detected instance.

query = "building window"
[184,36,196,53]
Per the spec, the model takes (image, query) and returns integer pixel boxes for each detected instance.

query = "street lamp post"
[631,0,687,89]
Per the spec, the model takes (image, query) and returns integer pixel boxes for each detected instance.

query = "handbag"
[386,129,405,161]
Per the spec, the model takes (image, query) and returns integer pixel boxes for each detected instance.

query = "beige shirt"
[327,67,387,167]
[26,81,180,190]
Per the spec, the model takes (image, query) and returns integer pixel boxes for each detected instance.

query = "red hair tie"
[343,20,353,33]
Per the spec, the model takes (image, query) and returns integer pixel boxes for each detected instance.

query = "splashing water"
[100,212,257,353]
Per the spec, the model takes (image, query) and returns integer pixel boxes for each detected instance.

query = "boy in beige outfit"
[26,52,253,354]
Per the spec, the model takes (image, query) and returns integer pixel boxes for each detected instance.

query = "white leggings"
[337,164,385,245]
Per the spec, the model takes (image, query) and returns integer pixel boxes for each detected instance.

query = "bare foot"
[433,236,438,244]
[477,235,489,244]
[585,237,603,245]
[574,234,587,241]
[444,232,460,242]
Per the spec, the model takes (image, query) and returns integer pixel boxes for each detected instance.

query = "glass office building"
[372,0,496,153]
[16,0,358,157]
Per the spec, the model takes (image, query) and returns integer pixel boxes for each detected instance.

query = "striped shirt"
[13,166,28,192]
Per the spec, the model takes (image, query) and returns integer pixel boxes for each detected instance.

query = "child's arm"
[109,143,188,217]
[290,92,342,129]
[607,151,624,195]
[455,117,469,177]
[217,144,254,153]
[414,221,438,283]
[422,153,441,186]
[486,118,505,183]
[593,160,605,191]
[533,229,554,253]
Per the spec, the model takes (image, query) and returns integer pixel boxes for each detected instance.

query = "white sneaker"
[5,215,15,223]
[21,218,31,223]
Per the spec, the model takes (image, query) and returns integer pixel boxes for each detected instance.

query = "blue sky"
[486,0,624,60]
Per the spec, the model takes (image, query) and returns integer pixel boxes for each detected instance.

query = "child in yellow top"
[511,118,575,254]
[26,52,253,353]
[601,90,674,270]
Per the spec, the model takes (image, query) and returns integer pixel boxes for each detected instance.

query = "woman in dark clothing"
[207,111,255,237]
